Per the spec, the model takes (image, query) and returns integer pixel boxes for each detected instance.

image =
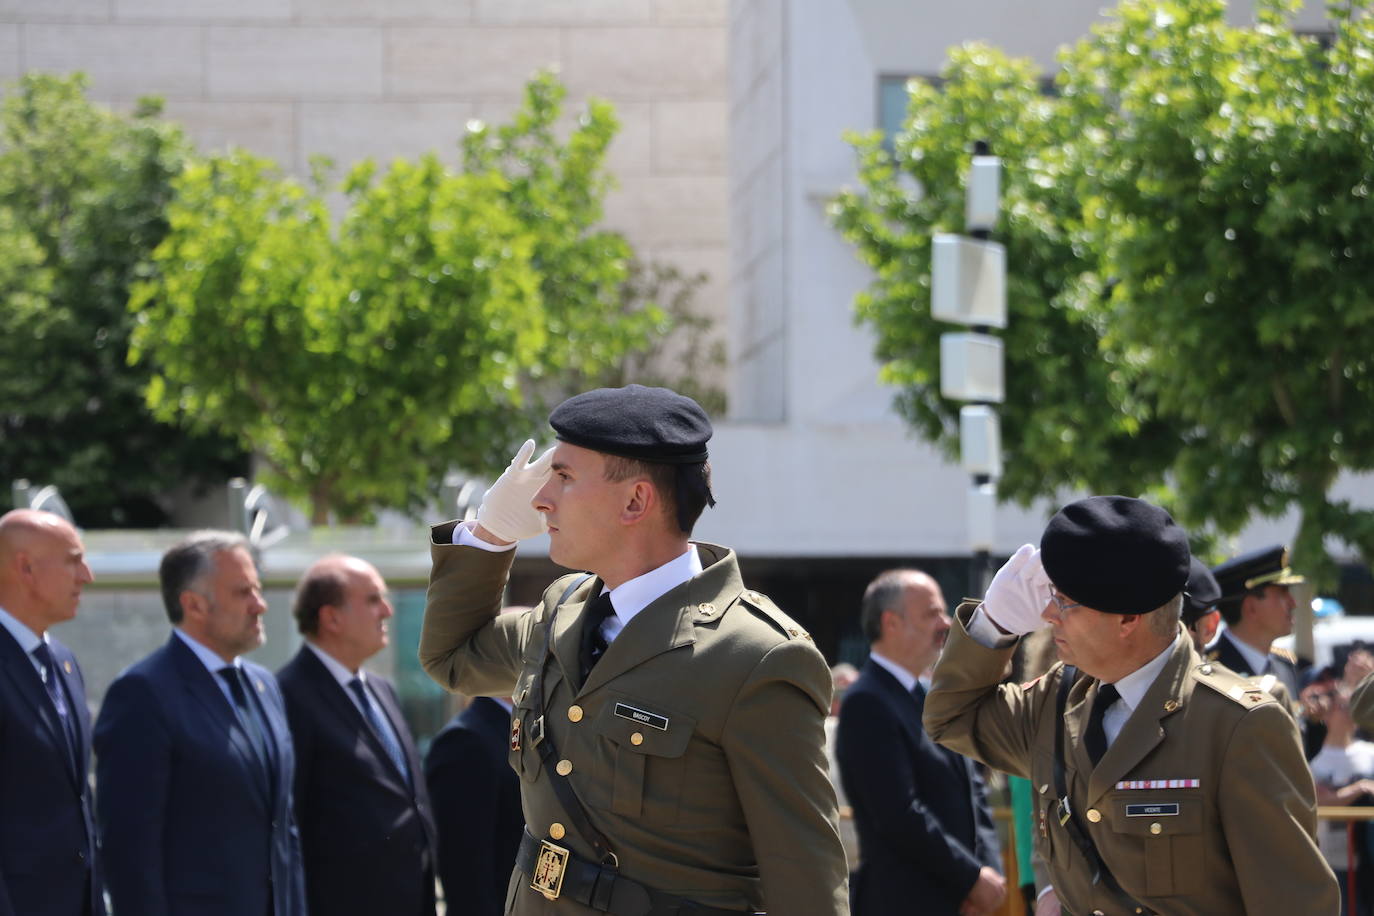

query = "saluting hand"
[982,544,1052,634]
[475,439,555,543]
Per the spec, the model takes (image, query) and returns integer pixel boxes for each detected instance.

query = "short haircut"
[860,569,927,644]
[601,455,715,535]
[1217,587,1266,626]
[159,530,250,624]
[293,559,350,636]
[1146,592,1185,639]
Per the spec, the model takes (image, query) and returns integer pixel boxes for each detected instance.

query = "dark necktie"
[578,592,617,683]
[349,678,412,788]
[31,643,78,772]
[1085,682,1120,766]
[218,666,273,783]
[910,681,927,719]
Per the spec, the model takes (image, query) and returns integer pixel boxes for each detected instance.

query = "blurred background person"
[837,568,1003,916]
[278,555,437,916]
[0,509,103,916]
[424,606,528,916]
[1310,669,1374,916]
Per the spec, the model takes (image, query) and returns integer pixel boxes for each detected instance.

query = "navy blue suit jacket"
[277,647,437,916]
[836,659,1001,916]
[93,634,306,916]
[0,628,104,916]
[425,697,524,916]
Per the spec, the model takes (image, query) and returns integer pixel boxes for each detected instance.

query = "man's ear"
[1117,613,1142,638]
[620,479,656,525]
[318,604,341,635]
[179,589,207,622]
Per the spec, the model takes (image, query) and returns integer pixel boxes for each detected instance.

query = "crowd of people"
[0,382,1369,915]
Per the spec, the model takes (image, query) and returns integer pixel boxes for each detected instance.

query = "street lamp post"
[931,141,1005,596]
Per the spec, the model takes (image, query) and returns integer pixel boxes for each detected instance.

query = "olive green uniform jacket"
[925,604,1337,916]
[419,525,849,915]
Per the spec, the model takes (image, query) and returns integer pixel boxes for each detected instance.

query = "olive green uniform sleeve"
[721,637,850,915]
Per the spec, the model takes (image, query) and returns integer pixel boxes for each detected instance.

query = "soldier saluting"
[420,385,848,915]
[924,495,1337,916]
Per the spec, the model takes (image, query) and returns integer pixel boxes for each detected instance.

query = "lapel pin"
[63,660,73,674]
[1163,699,1180,712]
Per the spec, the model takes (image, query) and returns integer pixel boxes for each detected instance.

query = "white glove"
[475,439,555,542]
[982,543,1051,634]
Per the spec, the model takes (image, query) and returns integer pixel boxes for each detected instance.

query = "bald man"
[0,509,103,916]
[836,568,1003,916]
[276,555,437,916]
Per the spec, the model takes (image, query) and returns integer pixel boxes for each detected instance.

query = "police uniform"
[418,386,848,915]
[925,497,1338,916]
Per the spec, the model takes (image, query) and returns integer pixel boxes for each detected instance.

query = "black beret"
[1211,545,1304,603]
[1040,495,1190,615]
[1181,557,1222,626]
[549,384,711,464]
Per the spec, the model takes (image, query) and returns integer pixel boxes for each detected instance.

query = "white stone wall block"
[729,155,782,265]
[563,26,724,99]
[604,175,724,247]
[729,61,780,186]
[385,27,561,98]
[653,99,725,174]
[0,0,109,22]
[114,0,290,22]
[602,99,652,178]
[473,0,650,25]
[0,25,20,81]
[294,0,473,23]
[297,100,475,174]
[208,26,384,99]
[24,24,203,99]
[160,99,295,170]
[653,0,726,25]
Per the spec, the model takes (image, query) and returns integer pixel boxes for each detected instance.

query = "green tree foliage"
[133,73,686,523]
[831,0,1374,582]
[0,73,245,526]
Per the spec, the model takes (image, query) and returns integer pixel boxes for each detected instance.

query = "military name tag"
[1126,803,1180,817]
[614,702,668,731]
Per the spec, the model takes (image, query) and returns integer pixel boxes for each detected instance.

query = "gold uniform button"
[549,823,565,840]
[1086,808,1101,823]
[1038,784,1049,795]
[631,732,644,746]
[1150,822,1162,835]
[567,705,584,723]
[556,759,573,776]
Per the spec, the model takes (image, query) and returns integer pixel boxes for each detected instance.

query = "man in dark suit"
[837,568,1004,916]
[277,554,437,916]
[94,531,305,916]
[425,600,525,916]
[0,509,103,916]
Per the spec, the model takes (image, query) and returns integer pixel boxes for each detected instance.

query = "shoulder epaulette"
[1270,646,1298,664]
[737,589,813,642]
[1192,661,1277,708]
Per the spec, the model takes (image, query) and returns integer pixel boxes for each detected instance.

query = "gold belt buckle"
[530,839,570,901]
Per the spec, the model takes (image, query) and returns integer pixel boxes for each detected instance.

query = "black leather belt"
[515,830,749,915]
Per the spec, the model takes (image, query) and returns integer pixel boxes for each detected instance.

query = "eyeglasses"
[1047,586,1082,613]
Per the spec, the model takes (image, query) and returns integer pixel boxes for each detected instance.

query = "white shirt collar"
[175,627,240,675]
[868,650,919,693]
[306,641,364,688]
[1220,629,1271,675]
[1108,633,1182,713]
[0,606,43,655]
[602,545,703,630]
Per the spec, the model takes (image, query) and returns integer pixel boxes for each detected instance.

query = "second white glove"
[476,439,555,542]
[982,544,1051,635]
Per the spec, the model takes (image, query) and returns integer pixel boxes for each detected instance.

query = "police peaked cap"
[1040,495,1191,615]
[549,384,712,464]
[1211,545,1305,603]
[1181,557,1222,626]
